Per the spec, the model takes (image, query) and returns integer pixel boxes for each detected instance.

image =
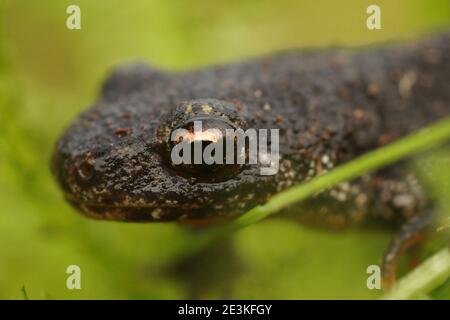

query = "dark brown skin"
[52,32,450,288]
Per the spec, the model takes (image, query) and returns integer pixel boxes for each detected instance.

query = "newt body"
[52,32,450,286]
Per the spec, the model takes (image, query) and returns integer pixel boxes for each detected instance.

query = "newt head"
[51,90,279,222]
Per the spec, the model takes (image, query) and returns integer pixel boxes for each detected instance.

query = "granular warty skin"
[52,32,450,286]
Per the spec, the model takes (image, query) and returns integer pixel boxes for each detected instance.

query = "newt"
[52,32,450,288]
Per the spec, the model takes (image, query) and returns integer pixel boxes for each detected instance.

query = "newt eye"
[169,117,243,182]
[76,160,95,182]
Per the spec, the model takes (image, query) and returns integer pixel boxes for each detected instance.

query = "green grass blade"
[382,247,450,300]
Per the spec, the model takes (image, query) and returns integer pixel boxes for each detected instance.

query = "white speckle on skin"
[355,193,368,207]
[151,208,163,220]
[393,194,415,208]
[399,71,417,97]
[339,182,351,192]
[337,192,347,202]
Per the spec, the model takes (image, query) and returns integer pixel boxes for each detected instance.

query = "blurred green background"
[0,0,449,299]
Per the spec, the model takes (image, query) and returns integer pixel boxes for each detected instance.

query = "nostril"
[77,161,95,181]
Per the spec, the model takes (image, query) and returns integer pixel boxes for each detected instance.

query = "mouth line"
[65,194,212,222]
[64,193,199,210]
